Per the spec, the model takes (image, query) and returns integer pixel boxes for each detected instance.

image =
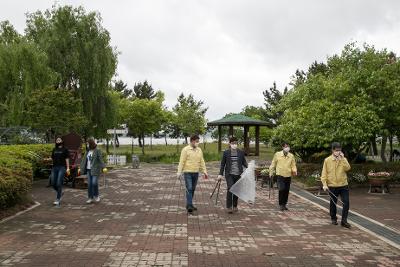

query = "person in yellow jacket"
[269,142,297,211]
[321,142,351,228]
[177,135,208,213]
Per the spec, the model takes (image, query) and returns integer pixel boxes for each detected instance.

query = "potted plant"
[367,171,392,194]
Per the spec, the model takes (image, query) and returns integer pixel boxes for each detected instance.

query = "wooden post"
[244,125,249,155]
[255,125,260,156]
[229,125,234,137]
[218,125,222,152]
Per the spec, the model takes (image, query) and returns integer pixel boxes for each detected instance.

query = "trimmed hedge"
[295,162,400,187]
[0,144,52,209]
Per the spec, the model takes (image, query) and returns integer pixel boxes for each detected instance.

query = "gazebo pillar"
[255,125,260,156]
[218,125,222,152]
[229,125,234,137]
[243,125,249,155]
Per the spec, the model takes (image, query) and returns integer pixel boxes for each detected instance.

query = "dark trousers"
[51,166,66,200]
[226,174,240,208]
[277,176,291,206]
[328,186,350,223]
[184,172,199,206]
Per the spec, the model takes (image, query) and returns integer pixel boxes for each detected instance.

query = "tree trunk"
[141,134,145,155]
[115,135,120,148]
[389,134,394,162]
[131,136,134,154]
[106,137,109,154]
[138,136,142,147]
[150,135,153,150]
[165,134,168,146]
[371,135,378,156]
[381,134,388,162]
[185,136,188,144]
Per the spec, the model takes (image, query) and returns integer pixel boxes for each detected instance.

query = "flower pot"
[368,175,391,194]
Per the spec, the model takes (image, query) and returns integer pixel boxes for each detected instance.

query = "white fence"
[107,155,127,165]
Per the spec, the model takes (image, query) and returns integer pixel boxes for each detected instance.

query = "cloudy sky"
[1,0,400,120]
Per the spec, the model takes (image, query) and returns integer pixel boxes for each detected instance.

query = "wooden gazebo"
[207,114,269,156]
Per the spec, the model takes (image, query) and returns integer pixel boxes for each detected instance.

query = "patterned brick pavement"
[0,163,399,267]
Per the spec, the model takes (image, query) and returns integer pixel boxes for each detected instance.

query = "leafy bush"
[0,144,52,209]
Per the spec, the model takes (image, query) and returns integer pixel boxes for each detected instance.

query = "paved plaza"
[0,163,400,266]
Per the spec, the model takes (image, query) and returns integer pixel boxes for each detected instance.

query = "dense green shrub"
[0,144,52,209]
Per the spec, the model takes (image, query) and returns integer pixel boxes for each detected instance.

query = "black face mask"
[56,142,63,147]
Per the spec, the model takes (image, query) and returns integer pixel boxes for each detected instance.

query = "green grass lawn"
[99,142,275,163]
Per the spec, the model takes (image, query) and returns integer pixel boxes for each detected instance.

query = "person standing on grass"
[269,142,297,211]
[218,136,248,214]
[321,142,352,228]
[80,138,106,204]
[177,134,208,213]
[51,137,70,207]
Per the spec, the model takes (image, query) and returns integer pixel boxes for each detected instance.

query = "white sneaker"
[53,200,60,206]
[86,199,93,204]
[94,197,101,203]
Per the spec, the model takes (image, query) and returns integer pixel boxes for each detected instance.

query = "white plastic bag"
[229,160,256,204]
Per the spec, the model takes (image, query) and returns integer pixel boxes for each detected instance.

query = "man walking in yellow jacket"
[269,142,297,211]
[321,142,351,228]
[177,135,208,213]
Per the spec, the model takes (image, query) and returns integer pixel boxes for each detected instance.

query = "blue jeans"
[51,166,66,200]
[184,173,199,206]
[87,170,99,199]
[328,186,350,223]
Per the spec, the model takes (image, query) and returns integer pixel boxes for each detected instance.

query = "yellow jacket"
[178,145,207,174]
[320,155,351,187]
[269,151,297,177]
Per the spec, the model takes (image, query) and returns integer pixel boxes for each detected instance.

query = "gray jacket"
[80,148,105,177]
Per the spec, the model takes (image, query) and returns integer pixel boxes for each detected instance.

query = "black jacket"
[219,149,248,177]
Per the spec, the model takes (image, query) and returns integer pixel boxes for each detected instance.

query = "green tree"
[263,82,288,127]
[25,87,87,137]
[25,5,118,137]
[121,94,166,154]
[0,21,55,126]
[133,80,156,99]
[113,79,132,99]
[173,93,208,143]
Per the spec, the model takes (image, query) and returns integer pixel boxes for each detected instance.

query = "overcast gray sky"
[1,0,400,120]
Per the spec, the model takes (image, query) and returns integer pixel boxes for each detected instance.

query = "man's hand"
[176,172,181,179]
[323,185,328,191]
[66,168,71,176]
[292,171,297,177]
[203,173,208,179]
[217,175,223,181]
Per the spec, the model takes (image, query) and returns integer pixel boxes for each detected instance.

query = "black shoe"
[279,205,285,211]
[233,207,238,213]
[187,206,193,213]
[192,205,197,211]
[331,220,338,225]
[341,221,351,228]
[284,205,288,211]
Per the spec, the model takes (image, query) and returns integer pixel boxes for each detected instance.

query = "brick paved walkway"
[1,163,400,266]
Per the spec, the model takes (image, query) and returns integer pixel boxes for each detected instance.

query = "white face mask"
[283,147,290,153]
[230,144,238,150]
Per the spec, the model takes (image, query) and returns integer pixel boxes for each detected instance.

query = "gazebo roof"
[207,114,269,126]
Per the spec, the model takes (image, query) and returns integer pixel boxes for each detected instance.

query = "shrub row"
[0,144,52,209]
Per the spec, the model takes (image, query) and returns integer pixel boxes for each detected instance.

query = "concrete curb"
[290,189,400,250]
[0,201,41,224]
